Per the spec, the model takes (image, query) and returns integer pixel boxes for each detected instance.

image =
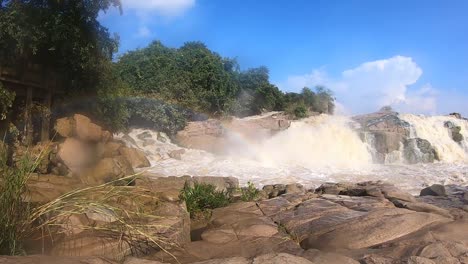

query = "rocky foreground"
[4,174,468,264]
[2,113,467,264]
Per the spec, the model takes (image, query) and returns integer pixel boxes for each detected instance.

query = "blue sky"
[99,0,468,115]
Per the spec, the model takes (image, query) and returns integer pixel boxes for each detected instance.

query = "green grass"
[0,142,39,255]
[179,182,230,218]
[240,181,260,202]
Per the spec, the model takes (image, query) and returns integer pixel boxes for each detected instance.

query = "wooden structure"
[0,63,63,145]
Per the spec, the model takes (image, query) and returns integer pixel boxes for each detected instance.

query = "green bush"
[240,181,260,202]
[179,182,230,218]
[286,103,309,119]
[126,97,189,135]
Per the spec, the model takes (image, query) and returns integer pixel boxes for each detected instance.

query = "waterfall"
[225,115,373,169]
[115,113,468,193]
[400,114,468,163]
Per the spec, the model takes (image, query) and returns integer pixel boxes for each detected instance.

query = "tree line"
[0,0,335,136]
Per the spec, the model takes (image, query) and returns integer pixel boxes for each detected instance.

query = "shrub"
[240,181,260,201]
[179,182,230,218]
[126,97,189,135]
[286,103,309,119]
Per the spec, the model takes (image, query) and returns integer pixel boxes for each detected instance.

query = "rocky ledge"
[12,174,468,264]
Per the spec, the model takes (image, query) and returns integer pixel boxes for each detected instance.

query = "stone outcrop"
[175,112,291,154]
[444,120,464,144]
[420,184,447,197]
[403,138,439,164]
[148,180,467,264]
[353,109,442,164]
[119,146,151,168]
[353,110,411,163]
[5,176,468,264]
[49,114,151,183]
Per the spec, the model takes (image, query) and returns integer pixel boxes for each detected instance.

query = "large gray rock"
[444,121,464,143]
[420,184,446,197]
[404,138,439,164]
[353,110,410,163]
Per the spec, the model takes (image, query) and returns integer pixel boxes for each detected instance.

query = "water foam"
[400,114,468,162]
[116,114,468,194]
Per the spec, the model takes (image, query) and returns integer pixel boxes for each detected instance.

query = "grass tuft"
[0,142,40,255]
[179,182,230,218]
[240,181,260,202]
[0,143,180,262]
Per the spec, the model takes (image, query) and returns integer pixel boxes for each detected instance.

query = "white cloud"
[137,26,151,38]
[123,0,195,17]
[279,56,448,115]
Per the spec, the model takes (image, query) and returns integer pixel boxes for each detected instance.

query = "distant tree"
[117,41,239,115]
[301,87,317,108]
[315,86,335,114]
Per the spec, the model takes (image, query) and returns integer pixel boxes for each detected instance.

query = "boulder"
[262,184,287,198]
[404,138,439,164]
[420,184,447,197]
[448,113,463,119]
[80,156,134,185]
[315,181,416,202]
[57,138,96,172]
[119,147,151,168]
[25,174,83,203]
[74,114,103,142]
[353,111,410,163]
[136,176,192,202]
[168,149,185,160]
[99,141,124,158]
[55,117,74,138]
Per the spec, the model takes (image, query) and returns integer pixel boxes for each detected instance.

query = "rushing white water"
[225,115,372,169]
[400,114,468,162]
[116,113,468,194]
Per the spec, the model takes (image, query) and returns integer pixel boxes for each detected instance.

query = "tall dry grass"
[0,143,179,262]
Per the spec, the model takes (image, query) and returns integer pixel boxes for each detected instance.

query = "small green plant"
[241,181,260,201]
[179,182,230,218]
[0,143,37,255]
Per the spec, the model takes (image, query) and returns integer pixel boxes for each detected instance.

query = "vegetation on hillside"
[116,41,335,121]
[0,0,335,136]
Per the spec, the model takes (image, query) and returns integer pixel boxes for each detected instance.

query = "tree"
[117,41,239,115]
[315,86,335,114]
[0,0,122,94]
